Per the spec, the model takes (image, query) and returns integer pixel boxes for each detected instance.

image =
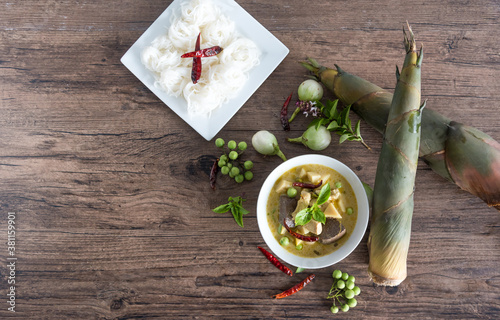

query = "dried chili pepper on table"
[181,46,223,58]
[257,246,293,276]
[283,219,319,242]
[273,274,315,299]
[292,180,322,189]
[210,158,219,190]
[191,33,202,84]
[280,92,293,131]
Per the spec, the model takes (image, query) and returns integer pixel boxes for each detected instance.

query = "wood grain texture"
[0,0,499,319]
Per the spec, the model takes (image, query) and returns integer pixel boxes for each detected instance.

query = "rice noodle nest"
[141,0,261,117]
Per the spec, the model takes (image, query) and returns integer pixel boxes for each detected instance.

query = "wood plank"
[0,0,499,318]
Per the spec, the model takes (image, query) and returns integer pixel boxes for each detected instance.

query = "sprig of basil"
[313,100,370,150]
[212,196,249,228]
[294,183,330,226]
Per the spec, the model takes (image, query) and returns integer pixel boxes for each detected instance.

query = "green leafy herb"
[296,267,306,273]
[362,182,373,207]
[212,196,249,227]
[316,183,331,205]
[312,207,326,224]
[294,183,330,226]
[295,208,312,226]
[314,100,371,150]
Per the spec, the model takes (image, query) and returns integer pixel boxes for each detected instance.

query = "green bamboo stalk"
[301,48,500,211]
[368,25,424,286]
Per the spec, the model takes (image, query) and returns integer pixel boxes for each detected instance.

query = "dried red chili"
[272,274,315,299]
[191,33,202,84]
[258,246,293,277]
[210,158,219,190]
[292,180,322,189]
[181,46,223,58]
[283,219,319,242]
[280,92,293,131]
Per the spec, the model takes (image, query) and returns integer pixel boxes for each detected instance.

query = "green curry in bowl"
[266,164,358,258]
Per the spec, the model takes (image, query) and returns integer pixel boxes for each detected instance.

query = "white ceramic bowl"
[256,154,369,269]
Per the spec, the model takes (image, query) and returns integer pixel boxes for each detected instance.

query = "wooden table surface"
[1,0,499,319]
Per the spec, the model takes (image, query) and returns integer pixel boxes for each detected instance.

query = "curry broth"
[266,164,358,258]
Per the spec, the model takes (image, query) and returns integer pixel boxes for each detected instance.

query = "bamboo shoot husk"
[301,49,500,211]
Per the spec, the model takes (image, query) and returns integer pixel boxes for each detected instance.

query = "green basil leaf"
[318,118,329,130]
[327,120,339,131]
[296,267,306,273]
[339,108,348,126]
[329,99,338,119]
[312,207,326,224]
[308,118,321,129]
[362,182,373,206]
[355,120,361,137]
[315,119,322,130]
[213,204,231,213]
[320,101,331,118]
[316,182,331,206]
[231,206,244,227]
[339,134,349,144]
[343,105,351,126]
[239,206,250,215]
[294,208,312,226]
[339,128,349,136]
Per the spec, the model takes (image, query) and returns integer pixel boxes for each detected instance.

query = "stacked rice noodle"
[141,0,261,117]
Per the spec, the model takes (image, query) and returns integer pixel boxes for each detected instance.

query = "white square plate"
[121,0,289,140]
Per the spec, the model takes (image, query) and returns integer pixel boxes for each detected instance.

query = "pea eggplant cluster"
[213,138,254,186]
[327,269,361,313]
